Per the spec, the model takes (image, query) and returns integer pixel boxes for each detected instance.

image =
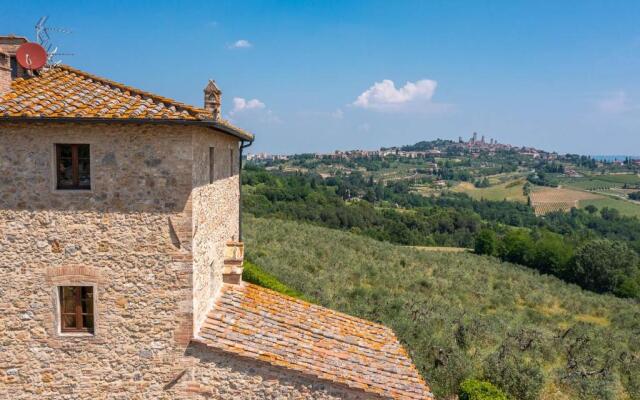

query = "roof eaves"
[0,116,255,142]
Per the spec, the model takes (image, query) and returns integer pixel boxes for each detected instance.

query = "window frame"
[57,285,96,335]
[55,143,91,191]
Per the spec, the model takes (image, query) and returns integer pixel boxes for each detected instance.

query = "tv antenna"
[35,16,73,65]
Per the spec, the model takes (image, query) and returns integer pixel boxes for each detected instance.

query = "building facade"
[0,35,431,399]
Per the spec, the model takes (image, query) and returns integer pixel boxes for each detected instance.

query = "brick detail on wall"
[44,265,104,284]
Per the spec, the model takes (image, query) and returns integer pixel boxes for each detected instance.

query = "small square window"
[56,144,91,190]
[59,286,94,334]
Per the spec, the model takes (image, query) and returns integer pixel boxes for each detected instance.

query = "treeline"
[244,168,482,247]
[475,229,640,298]
[242,166,640,298]
[243,166,539,247]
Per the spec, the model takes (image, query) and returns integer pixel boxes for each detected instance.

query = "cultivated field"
[530,187,602,215]
[558,173,640,191]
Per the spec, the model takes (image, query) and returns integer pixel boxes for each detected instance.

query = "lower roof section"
[196,282,433,400]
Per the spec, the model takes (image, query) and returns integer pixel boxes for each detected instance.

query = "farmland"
[557,173,640,190]
[579,197,640,218]
[530,187,602,215]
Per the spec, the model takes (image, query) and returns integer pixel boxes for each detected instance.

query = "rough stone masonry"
[0,122,373,399]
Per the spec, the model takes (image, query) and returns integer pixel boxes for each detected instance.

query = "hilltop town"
[248,132,556,162]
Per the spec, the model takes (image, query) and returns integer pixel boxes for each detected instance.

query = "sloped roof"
[197,283,432,399]
[0,65,253,140]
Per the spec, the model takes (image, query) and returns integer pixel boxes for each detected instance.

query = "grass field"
[579,197,640,218]
[244,215,640,400]
[451,179,527,202]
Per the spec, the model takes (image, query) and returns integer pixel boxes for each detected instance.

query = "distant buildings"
[245,152,289,161]
[246,132,559,163]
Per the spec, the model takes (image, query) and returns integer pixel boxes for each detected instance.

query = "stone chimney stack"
[204,80,222,121]
[0,36,28,96]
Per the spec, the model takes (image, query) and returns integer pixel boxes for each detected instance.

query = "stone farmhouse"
[0,35,432,399]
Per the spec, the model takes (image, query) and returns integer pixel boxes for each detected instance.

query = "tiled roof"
[197,283,433,399]
[0,65,253,140]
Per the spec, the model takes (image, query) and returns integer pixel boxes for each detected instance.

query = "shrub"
[475,229,498,256]
[499,229,534,265]
[628,191,640,201]
[459,379,508,400]
[572,239,639,295]
[484,350,544,400]
[242,261,307,300]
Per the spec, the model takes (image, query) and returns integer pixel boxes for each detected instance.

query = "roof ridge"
[54,64,210,119]
[240,283,393,332]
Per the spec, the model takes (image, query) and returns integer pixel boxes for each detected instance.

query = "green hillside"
[244,215,640,400]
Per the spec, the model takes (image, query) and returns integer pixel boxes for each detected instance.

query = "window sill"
[59,332,95,338]
[52,189,93,195]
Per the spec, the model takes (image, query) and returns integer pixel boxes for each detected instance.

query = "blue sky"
[2,1,640,154]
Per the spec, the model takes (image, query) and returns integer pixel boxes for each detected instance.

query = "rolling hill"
[243,215,640,400]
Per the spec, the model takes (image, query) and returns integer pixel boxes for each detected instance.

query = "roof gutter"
[0,116,255,142]
[238,138,254,241]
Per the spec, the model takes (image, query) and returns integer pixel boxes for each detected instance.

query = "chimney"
[203,79,222,121]
[0,35,28,96]
[222,241,244,285]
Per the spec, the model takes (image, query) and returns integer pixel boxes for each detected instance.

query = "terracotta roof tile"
[0,65,253,140]
[197,283,433,399]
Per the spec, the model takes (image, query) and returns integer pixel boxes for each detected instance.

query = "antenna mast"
[35,16,73,65]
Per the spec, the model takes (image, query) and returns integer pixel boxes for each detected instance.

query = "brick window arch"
[45,266,102,336]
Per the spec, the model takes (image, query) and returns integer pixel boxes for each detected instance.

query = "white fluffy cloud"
[353,79,438,111]
[598,91,638,114]
[227,97,280,124]
[230,97,265,115]
[229,39,252,49]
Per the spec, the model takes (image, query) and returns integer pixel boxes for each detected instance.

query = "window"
[209,147,215,183]
[59,286,94,334]
[56,144,91,190]
[229,149,235,176]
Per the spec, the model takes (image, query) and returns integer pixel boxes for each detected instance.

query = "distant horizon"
[245,138,640,159]
[2,1,640,154]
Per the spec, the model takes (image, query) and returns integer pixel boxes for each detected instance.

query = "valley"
[243,138,640,399]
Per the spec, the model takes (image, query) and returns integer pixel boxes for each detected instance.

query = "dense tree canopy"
[243,166,640,298]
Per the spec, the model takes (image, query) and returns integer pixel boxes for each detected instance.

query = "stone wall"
[0,122,193,212]
[0,123,196,398]
[178,342,379,400]
[0,122,383,399]
[190,129,239,331]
